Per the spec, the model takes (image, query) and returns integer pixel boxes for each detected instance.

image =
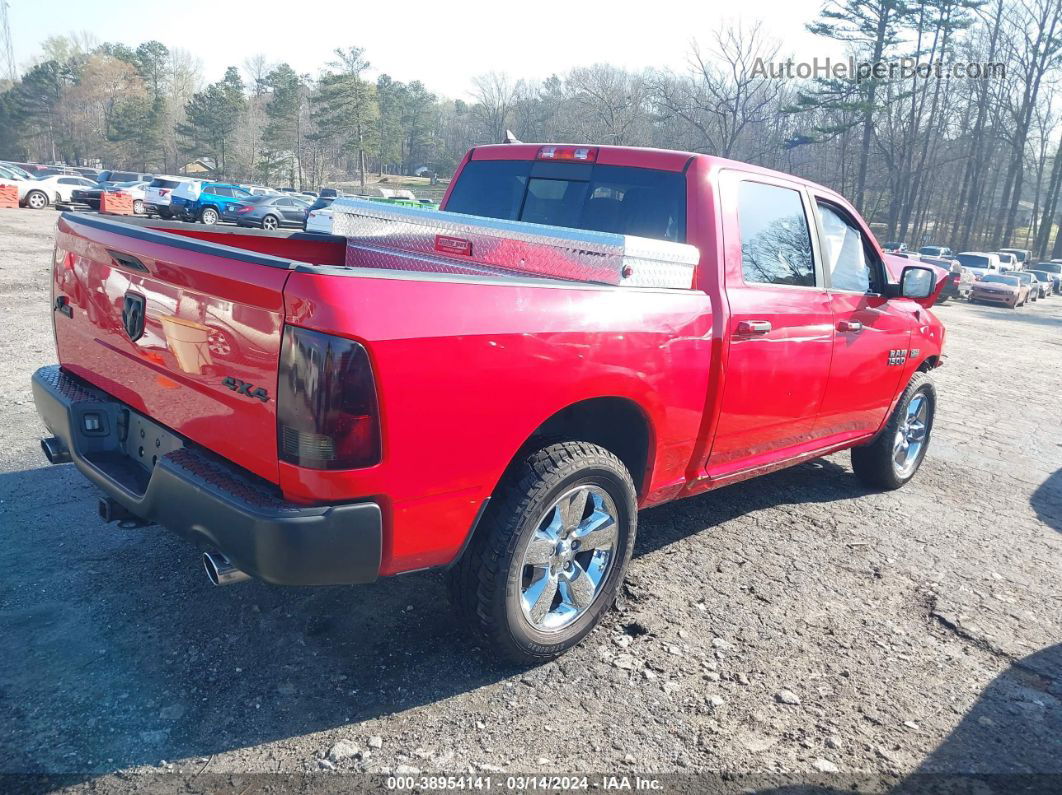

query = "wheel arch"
[508,396,655,500]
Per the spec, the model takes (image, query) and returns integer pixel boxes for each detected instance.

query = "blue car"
[172,182,255,225]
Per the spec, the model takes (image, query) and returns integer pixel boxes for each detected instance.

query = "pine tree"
[176,67,247,177]
[311,47,375,188]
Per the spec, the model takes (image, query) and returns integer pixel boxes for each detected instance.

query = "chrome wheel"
[262,215,279,230]
[519,484,618,632]
[893,393,928,478]
[27,191,46,209]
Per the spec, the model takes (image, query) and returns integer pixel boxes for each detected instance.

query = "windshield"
[445,160,687,243]
[1015,272,1032,283]
[1037,262,1061,274]
[956,254,989,267]
[919,246,942,255]
[982,275,1018,286]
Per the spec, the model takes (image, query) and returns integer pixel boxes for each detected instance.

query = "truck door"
[811,197,910,438]
[705,173,835,476]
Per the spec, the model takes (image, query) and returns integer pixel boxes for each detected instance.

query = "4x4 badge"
[222,376,269,402]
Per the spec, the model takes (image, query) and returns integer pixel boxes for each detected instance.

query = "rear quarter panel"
[282,271,713,575]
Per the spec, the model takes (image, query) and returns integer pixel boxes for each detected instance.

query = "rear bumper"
[31,365,382,586]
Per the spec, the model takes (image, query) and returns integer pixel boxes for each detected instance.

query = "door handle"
[837,320,863,333]
[736,320,772,335]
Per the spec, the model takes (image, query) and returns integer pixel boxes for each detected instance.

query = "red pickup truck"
[32,144,945,662]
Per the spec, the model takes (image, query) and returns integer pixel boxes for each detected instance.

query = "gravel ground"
[0,208,1060,791]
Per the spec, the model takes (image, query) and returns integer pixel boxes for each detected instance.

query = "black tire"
[851,371,936,491]
[200,206,219,225]
[25,190,48,209]
[158,208,173,219]
[261,215,279,230]
[448,441,637,664]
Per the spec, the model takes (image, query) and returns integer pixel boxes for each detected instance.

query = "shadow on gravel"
[1031,468,1062,534]
[0,455,867,781]
[896,643,1062,788]
[635,457,866,558]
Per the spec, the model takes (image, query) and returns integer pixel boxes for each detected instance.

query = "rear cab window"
[444,159,687,243]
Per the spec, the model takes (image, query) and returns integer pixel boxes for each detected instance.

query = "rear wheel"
[200,206,219,225]
[261,215,279,230]
[25,190,48,209]
[132,199,144,215]
[851,372,935,490]
[448,441,637,664]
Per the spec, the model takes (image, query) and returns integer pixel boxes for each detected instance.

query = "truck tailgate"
[51,214,294,483]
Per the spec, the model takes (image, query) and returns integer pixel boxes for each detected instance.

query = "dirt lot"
[0,207,1060,791]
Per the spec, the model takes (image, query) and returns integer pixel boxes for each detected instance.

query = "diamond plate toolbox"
[332,198,699,289]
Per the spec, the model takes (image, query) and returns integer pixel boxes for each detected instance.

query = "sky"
[8,0,846,98]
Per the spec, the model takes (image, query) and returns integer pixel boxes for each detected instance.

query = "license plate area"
[120,409,184,473]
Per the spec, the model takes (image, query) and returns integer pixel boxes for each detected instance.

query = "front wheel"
[449,441,637,664]
[851,372,936,490]
[261,215,279,230]
[25,190,48,209]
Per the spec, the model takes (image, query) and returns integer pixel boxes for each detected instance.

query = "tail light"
[536,146,598,162]
[236,205,254,214]
[277,326,381,469]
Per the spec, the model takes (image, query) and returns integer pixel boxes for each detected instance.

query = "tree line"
[1,0,1061,256]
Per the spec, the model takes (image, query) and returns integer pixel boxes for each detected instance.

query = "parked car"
[955,252,1001,280]
[970,273,1027,307]
[71,180,150,214]
[0,161,37,180]
[918,245,954,258]
[1014,271,1040,301]
[34,142,945,663]
[171,182,254,225]
[145,175,202,218]
[304,206,334,234]
[995,251,1020,272]
[5,162,52,176]
[1027,269,1054,298]
[30,174,98,205]
[998,248,1031,267]
[1032,261,1062,294]
[244,185,282,197]
[882,241,908,252]
[230,194,311,229]
[97,170,154,189]
[0,172,53,209]
[922,257,972,302]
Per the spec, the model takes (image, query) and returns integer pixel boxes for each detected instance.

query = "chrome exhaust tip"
[203,551,250,586]
[41,436,71,464]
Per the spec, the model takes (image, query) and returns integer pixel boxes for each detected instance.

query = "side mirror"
[898,265,936,299]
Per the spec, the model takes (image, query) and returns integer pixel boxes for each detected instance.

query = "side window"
[817,202,872,293]
[212,186,232,198]
[276,197,293,207]
[737,181,816,287]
